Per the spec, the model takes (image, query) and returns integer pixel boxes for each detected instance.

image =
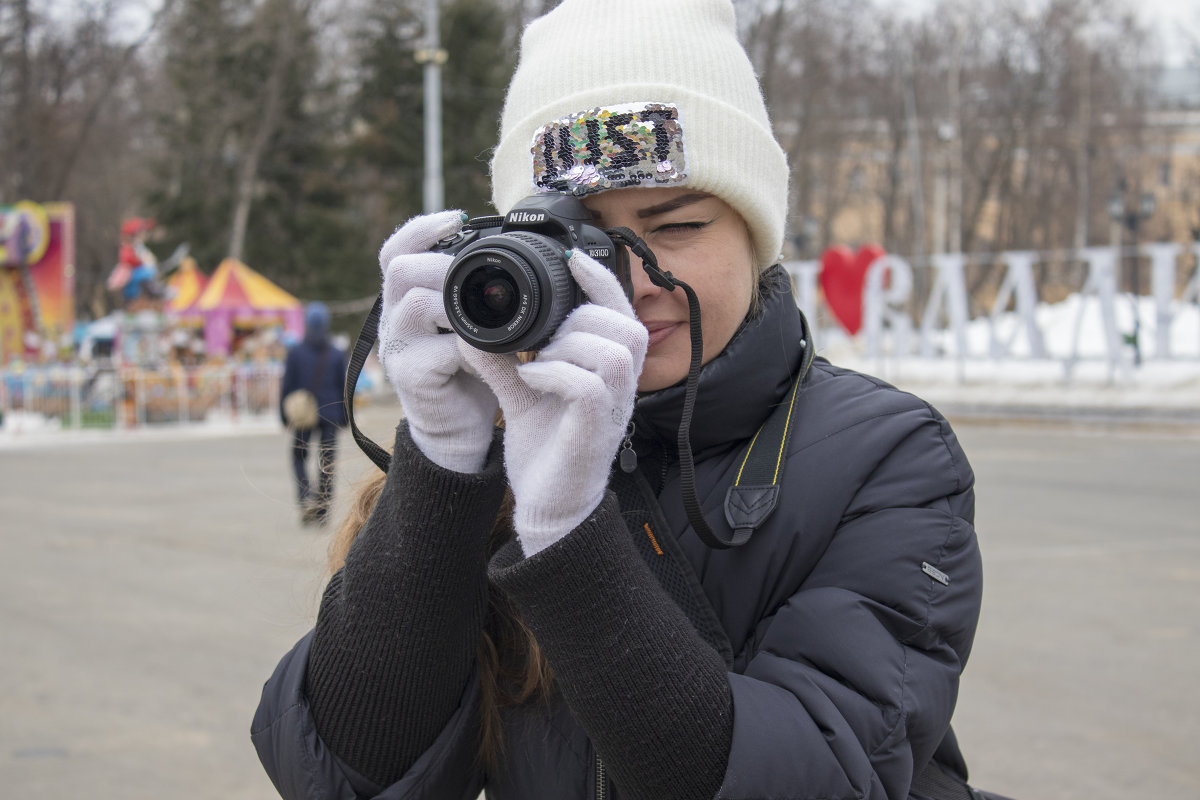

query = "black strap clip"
[713,313,815,549]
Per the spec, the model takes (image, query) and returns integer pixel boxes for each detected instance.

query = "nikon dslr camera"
[438,194,631,353]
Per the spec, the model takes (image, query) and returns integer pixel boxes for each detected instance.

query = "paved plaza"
[1,401,1198,799]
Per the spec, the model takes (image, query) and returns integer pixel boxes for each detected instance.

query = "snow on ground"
[0,411,281,449]
[826,295,1200,421]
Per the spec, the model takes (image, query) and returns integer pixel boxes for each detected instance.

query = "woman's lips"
[644,322,681,349]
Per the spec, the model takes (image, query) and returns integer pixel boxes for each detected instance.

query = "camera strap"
[607,229,816,550]
[719,310,815,547]
[670,301,813,550]
[344,291,393,474]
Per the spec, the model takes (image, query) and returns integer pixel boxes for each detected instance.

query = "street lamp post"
[415,0,447,214]
[1107,190,1156,366]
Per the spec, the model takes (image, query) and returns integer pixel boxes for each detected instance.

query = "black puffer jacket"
[252,267,983,800]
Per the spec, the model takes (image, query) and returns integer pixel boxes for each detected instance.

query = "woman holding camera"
[252,2,990,799]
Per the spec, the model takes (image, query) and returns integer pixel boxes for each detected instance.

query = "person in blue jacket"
[279,302,348,525]
[253,2,1003,798]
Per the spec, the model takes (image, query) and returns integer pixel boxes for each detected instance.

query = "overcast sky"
[901,0,1198,65]
[1134,1,1198,65]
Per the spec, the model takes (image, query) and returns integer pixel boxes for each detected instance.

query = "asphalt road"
[1,402,1197,799]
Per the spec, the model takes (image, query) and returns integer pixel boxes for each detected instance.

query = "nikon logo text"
[507,211,547,224]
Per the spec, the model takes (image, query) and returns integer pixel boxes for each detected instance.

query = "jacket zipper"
[594,753,609,800]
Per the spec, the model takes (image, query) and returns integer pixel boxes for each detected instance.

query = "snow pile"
[825,295,1200,420]
[1,410,64,435]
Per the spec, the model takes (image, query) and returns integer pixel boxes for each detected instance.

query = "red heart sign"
[819,244,886,335]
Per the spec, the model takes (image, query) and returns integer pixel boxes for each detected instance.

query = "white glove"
[461,250,648,556]
[378,210,499,473]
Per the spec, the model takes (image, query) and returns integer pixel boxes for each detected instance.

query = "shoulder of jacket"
[794,359,970,484]
[805,358,937,421]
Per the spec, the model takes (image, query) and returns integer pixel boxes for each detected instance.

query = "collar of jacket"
[633,265,805,460]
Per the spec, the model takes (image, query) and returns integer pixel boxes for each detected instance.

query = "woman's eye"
[653,221,708,234]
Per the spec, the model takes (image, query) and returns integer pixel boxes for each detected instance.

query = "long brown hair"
[325,468,553,771]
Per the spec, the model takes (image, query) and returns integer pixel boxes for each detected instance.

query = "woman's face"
[582,187,757,392]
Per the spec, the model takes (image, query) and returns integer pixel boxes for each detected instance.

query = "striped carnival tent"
[164,257,209,326]
[189,257,303,356]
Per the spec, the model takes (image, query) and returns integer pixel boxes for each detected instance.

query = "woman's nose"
[627,253,662,306]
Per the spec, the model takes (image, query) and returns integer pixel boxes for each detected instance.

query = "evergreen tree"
[347,0,426,239]
[441,0,519,214]
[236,0,375,302]
[147,0,374,303]
[348,0,517,247]
[145,0,248,274]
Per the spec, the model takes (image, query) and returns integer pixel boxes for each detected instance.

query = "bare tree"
[5,0,1184,326]
[228,0,314,261]
[0,0,170,317]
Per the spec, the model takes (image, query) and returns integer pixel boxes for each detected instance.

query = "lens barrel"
[443,231,578,353]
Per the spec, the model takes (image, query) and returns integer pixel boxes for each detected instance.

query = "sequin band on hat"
[530,102,687,196]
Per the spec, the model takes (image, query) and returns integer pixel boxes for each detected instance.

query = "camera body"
[439,194,629,353]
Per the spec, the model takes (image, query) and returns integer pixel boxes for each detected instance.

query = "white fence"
[1,362,283,432]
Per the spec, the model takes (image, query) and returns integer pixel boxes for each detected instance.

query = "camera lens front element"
[461,265,522,328]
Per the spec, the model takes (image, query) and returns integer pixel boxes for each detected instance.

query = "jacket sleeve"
[490,496,733,800]
[718,400,982,800]
[250,631,484,800]
[251,422,505,798]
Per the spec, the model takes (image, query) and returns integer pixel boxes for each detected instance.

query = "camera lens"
[461,265,520,327]
[444,231,580,353]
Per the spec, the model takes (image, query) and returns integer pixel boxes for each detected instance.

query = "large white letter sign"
[989,251,1045,358]
[784,260,822,330]
[919,253,970,359]
[863,254,913,358]
[1142,243,1183,359]
[1066,247,1127,381]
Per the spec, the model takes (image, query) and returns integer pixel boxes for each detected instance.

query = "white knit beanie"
[490,0,789,270]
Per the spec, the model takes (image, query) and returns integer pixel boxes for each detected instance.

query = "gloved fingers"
[382,286,450,340]
[566,249,637,319]
[378,325,460,387]
[515,360,627,421]
[382,251,456,307]
[379,209,465,274]
[447,370,501,415]
[531,330,640,395]
[402,340,463,389]
[458,343,539,417]
[379,286,466,397]
[553,304,648,371]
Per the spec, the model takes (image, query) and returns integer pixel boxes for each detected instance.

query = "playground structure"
[92,216,304,368]
[0,202,74,364]
[0,206,313,433]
